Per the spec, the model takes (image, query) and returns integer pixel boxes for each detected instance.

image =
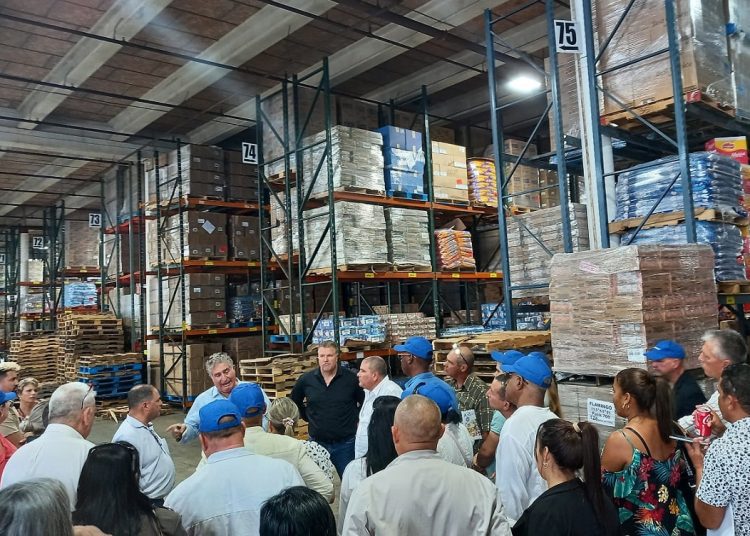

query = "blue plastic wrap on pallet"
[385,170,424,194]
[614,152,744,221]
[63,282,98,308]
[481,303,507,330]
[621,221,744,281]
[384,147,426,175]
[312,316,387,345]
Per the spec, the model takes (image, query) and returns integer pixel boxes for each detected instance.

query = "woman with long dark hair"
[338,395,400,532]
[260,486,336,536]
[73,442,186,536]
[601,368,695,535]
[513,419,620,535]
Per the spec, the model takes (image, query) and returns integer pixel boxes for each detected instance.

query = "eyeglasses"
[80,384,94,411]
[452,344,469,367]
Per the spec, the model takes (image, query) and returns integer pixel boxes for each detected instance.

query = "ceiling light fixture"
[506,75,542,93]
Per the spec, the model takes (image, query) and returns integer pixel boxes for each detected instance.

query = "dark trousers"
[311,435,356,479]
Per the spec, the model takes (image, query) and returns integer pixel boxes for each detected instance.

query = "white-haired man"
[167,352,270,444]
[0,382,96,509]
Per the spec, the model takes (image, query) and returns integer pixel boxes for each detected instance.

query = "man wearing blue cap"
[645,339,706,420]
[395,336,459,411]
[165,399,303,534]
[494,352,557,525]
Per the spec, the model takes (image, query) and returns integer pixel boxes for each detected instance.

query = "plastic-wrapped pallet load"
[312,316,386,346]
[270,188,299,259]
[378,126,424,195]
[379,312,436,343]
[481,303,507,330]
[621,221,744,280]
[384,208,431,270]
[63,282,97,308]
[435,229,475,270]
[557,381,626,447]
[727,1,749,119]
[304,201,388,272]
[594,0,734,116]
[145,145,225,203]
[301,126,385,197]
[64,220,100,268]
[27,259,44,282]
[466,158,498,207]
[549,245,718,377]
[615,152,743,220]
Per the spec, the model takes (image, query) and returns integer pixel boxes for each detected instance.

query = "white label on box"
[587,398,616,427]
[202,220,216,234]
[241,221,249,227]
[194,287,202,293]
[627,348,647,363]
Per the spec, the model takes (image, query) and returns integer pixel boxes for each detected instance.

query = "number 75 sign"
[554,20,582,54]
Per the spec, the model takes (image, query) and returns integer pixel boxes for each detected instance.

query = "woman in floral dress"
[601,368,695,535]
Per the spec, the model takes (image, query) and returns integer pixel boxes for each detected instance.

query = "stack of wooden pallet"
[432,331,551,384]
[9,331,60,383]
[239,353,316,400]
[57,312,125,382]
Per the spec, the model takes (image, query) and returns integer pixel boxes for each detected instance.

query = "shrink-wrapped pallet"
[467,158,498,207]
[435,229,475,270]
[550,245,718,376]
[384,207,431,269]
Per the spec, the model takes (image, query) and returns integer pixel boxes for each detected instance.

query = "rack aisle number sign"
[32,236,44,249]
[89,213,102,228]
[554,20,581,53]
[241,142,258,164]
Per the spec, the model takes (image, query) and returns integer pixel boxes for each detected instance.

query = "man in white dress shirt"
[165,399,303,535]
[166,352,270,444]
[342,394,510,535]
[354,355,402,458]
[113,384,175,504]
[0,382,96,509]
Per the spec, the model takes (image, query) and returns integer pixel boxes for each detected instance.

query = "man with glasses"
[493,352,556,525]
[686,363,750,534]
[0,382,96,509]
[113,384,175,506]
[395,336,458,411]
[443,344,492,453]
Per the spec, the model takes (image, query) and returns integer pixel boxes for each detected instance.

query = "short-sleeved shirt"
[490,411,506,435]
[0,408,21,438]
[446,374,493,437]
[697,417,750,535]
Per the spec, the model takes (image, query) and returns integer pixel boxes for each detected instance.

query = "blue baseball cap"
[198,400,243,433]
[503,352,553,389]
[403,382,456,416]
[394,336,433,361]
[644,340,686,361]
[0,391,16,405]
[229,383,266,418]
[490,350,524,368]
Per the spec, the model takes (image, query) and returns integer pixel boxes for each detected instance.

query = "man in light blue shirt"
[166,352,270,444]
[395,336,458,410]
[165,399,303,535]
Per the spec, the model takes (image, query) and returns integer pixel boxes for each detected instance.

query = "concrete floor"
[89,412,342,516]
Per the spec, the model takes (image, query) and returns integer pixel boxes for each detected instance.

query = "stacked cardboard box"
[504,139,540,209]
[539,170,560,209]
[557,380,626,447]
[384,207,431,270]
[337,98,380,131]
[270,188,299,259]
[507,204,590,297]
[546,54,580,149]
[549,244,718,376]
[27,259,44,282]
[226,150,259,202]
[378,126,425,195]
[162,342,223,398]
[301,126,385,197]
[435,229,476,270]
[65,220,100,268]
[229,216,260,261]
[147,211,228,266]
[379,312,436,343]
[431,141,469,203]
[223,336,264,362]
[304,201,388,272]
[103,230,142,279]
[595,0,733,116]
[148,274,227,330]
[466,158,498,207]
[312,315,386,345]
[146,145,225,203]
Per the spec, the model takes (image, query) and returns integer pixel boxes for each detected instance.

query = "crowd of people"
[0,328,747,535]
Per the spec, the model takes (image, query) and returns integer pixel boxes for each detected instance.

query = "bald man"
[341,395,511,536]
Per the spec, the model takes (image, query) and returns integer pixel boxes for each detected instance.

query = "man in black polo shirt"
[291,340,364,478]
[645,339,706,419]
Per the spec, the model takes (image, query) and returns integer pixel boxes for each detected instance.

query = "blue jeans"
[311,436,355,479]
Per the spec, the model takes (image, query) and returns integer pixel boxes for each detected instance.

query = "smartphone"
[669,435,697,443]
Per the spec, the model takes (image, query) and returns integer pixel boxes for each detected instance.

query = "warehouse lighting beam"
[506,75,542,93]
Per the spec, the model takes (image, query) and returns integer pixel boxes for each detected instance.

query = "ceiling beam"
[16,0,174,129]
[189,0,516,144]
[0,126,141,161]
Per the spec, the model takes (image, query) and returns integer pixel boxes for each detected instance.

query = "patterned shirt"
[697,417,750,535]
[446,373,492,436]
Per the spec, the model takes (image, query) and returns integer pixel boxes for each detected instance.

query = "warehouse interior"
[0,0,749,428]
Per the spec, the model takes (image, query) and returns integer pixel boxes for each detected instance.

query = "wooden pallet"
[391,264,432,273]
[432,330,551,352]
[609,207,748,234]
[311,185,386,199]
[309,263,392,275]
[601,89,735,129]
[434,197,470,206]
[508,205,537,215]
[717,280,750,295]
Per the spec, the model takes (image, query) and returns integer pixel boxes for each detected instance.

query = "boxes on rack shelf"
[435,228,475,271]
[466,158,498,207]
[147,211,228,266]
[378,126,425,195]
[64,220,100,268]
[270,188,299,259]
[226,150,259,201]
[503,138,540,209]
[431,141,468,203]
[595,0,734,116]
[229,216,260,261]
[384,207,431,270]
[304,201,388,271]
[378,312,436,343]
[549,244,719,376]
[145,144,225,203]
[312,316,386,346]
[161,342,223,397]
[546,54,580,149]
[223,336,264,362]
[705,136,748,165]
[147,274,227,331]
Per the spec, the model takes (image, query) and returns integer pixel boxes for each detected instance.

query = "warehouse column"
[19,232,29,332]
